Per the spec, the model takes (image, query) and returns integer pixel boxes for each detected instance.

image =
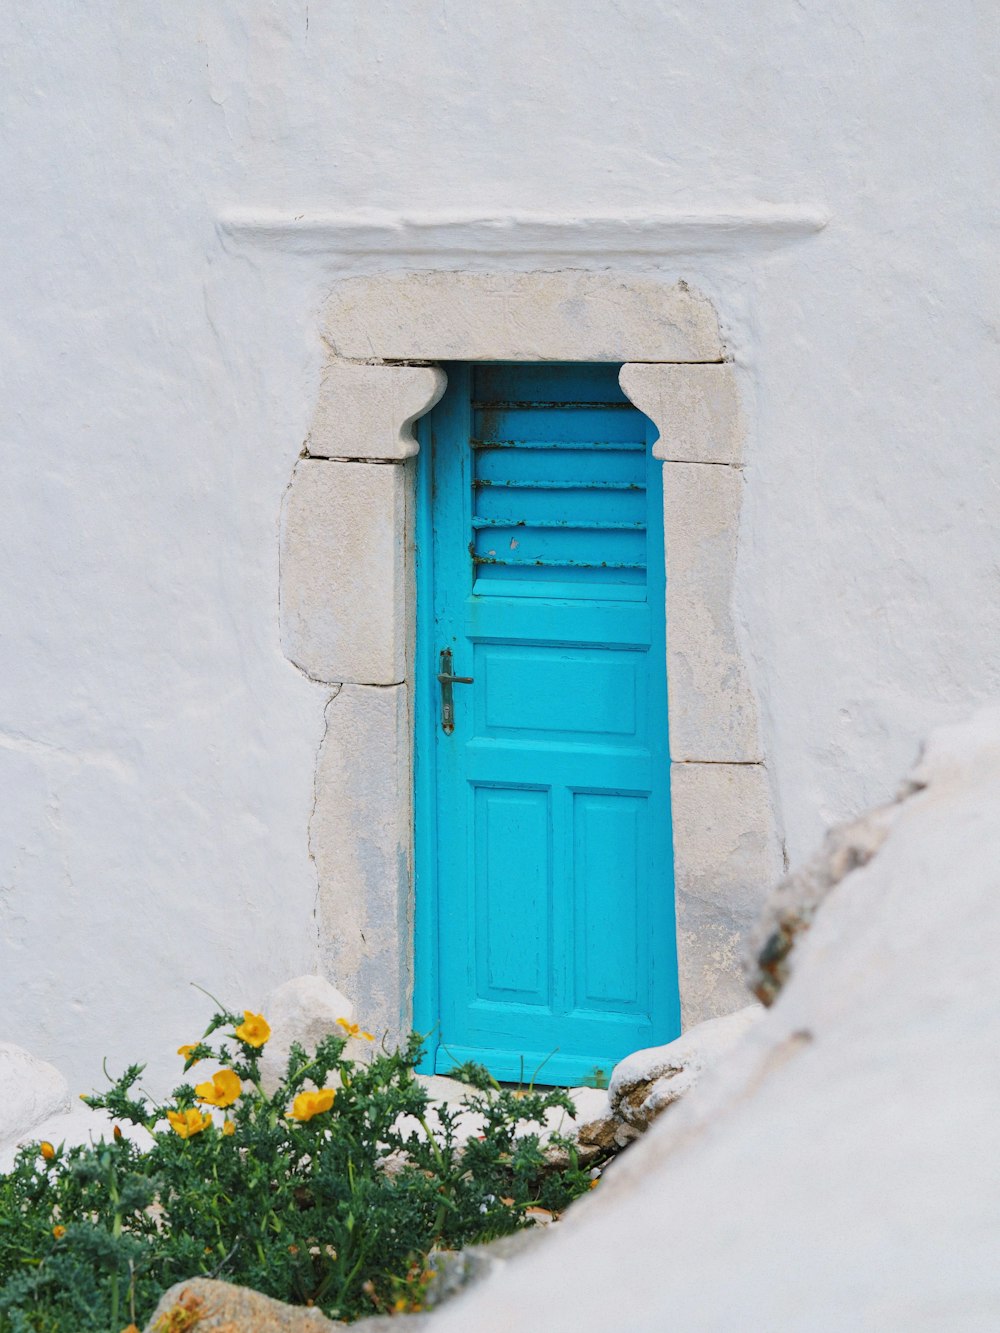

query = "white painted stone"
[670,761,783,1027]
[428,708,1000,1331]
[608,1005,762,1128]
[0,1043,69,1146]
[394,1079,613,1153]
[280,459,407,685]
[310,684,411,1047]
[308,362,446,461]
[662,460,762,763]
[0,1102,143,1174]
[257,974,357,1094]
[620,362,744,465]
[323,272,723,363]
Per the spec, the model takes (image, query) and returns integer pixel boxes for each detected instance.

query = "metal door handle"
[438,648,473,734]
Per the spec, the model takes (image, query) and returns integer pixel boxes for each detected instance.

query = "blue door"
[415,363,679,1084]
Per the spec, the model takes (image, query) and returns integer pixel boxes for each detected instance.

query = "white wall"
[1,2,996,1090]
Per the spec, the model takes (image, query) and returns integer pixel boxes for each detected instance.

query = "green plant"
[0,1003,592,1330]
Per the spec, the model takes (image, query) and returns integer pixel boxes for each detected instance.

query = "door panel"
[415,363,679,1085]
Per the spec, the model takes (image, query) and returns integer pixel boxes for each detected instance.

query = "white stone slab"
[308,362,446,460]
[620,362,744,464]
[661,461,762,762]
[670,761,783,1027]
[323,271,723,363]
[280,459,407,685]
[310,684,411,1046]
[257,974,357,1094]
[0,1043,68,1146]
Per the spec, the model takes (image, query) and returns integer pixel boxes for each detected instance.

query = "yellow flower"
[336,1017,374,1041]
[234,1010,271,1048]
[288,1088,336,1122]
[166,1107,212,1139]
[39,1142,55,1162]
[52,1225,66,1239]
[194,1069,242,1108]
[177,1044,201,1065]
[222,1119,236,1137]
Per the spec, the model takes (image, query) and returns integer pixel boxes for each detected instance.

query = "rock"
[422,1229,549,1311]
[608,1005,763,1129]
[0,1100,142,1173]
[576,1115,640,1153]
[257,975,356,1094]
[142,1278,343,1331]
[0,1042,69,1146]
[422,707,1000,1330]
[745,801,900,1005]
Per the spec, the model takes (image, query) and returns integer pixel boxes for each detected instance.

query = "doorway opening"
[413,362,679,1084]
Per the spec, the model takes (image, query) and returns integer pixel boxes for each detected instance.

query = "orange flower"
[166,1107,212,1139]
[234,1011,271,1048]
[222,1119,236,1137]
[113,1126,123,1141]
[52,1225,66,1239]
[177,1044,201,1065]
[39,1142,55,1162]
[194,1069,242,1108]
[336,1017,374,1041]
[288,1088,336,1122]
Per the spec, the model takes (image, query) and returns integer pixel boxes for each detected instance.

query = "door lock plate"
[437,648,473,734]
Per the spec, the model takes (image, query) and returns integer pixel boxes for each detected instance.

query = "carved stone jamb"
[620,362,783,1025]
[279,362,444,1043]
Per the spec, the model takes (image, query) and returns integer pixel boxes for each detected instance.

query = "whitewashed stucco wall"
[1,2,997,1090]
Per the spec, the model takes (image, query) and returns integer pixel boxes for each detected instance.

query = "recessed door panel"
[474,785,551,1005]
[415,362,679,1084]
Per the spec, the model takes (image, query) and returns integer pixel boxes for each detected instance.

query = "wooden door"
[415,363,679,1084]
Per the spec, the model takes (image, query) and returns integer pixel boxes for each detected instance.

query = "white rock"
[0,1043,69,1146]
[426,707,1000,1331]
[609,1005,763,1129]
[257,975,356,1094]
[0,1102,146,1173]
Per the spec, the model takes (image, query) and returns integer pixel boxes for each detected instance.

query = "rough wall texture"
[1,2,997,1085]
[425,709,1000,1329]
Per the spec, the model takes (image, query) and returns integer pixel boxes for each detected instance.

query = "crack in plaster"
[307,686,342,943]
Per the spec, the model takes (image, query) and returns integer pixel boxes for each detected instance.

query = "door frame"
[413,362,681,1076]
[279,270,783,1049]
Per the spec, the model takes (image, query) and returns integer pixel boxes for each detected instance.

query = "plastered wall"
[1,2,997,1090]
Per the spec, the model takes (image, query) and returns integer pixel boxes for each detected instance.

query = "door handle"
[438,648,473,735]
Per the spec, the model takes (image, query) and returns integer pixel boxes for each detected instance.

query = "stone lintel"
[324,271,724,363]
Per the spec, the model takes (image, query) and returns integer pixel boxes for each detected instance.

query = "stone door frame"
[279,269,782,1046]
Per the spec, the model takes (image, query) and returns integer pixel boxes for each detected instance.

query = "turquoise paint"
[415,363,679,1085]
